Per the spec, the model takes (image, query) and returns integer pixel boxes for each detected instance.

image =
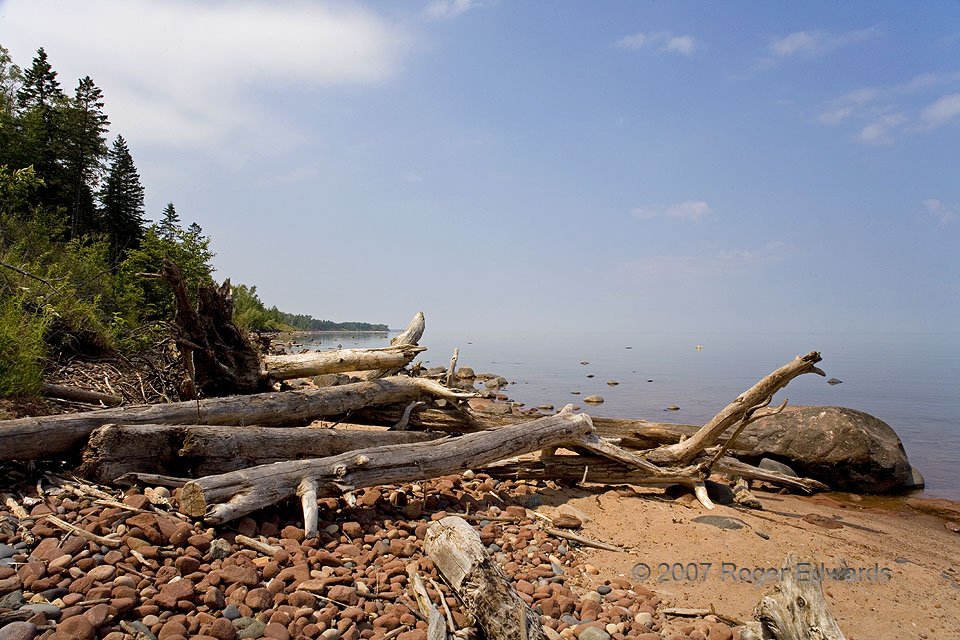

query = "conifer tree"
[99,135,145,264]
[65,76,110,238]
[158,202,180,240]
[16,47,61,110]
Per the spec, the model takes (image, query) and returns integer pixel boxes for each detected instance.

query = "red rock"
[175,556,201,575]
[219,565,259,587]
[122,494,152,510]
[157,620,188,640]
[203,587,226,610]
[206,617,236,640]
[359,490,380,507]
[57,615,95,640]
[341,522,363,538]
[397,631,427,640]
[280,526,305,543]
[287,591,315,608]
[111,597,136,613]
[326,585,358,606]
[83,603,114,628]
[155,579,196,608]
[263,622,290,640]
[245,588,273,610]
[86,565,116,583]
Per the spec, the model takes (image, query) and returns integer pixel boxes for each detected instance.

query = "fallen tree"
[261,344,426,381]
[359,311,425,381]
[0,377,474,461]
[78,423,445,481]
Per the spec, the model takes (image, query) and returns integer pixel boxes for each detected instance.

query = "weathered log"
[0,376,474,462]
[425,516,545,640]
[40,383,122,407]
[740,552,846,640]
[262,344,426,381]
[645,352,825,465]
[160,257,262,397]
[78,423,445,482]
[180,411,596,523]
[360,312,425,380]
[483,453,828,494]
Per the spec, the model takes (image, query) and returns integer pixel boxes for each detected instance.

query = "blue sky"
[3,1,958,333]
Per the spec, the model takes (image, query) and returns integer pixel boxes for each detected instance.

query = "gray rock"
[705,480,735,505]
[320,629,341,640]
[0,590,25,609]
[222,606,242,621]
[758,458,798,477]
[745,407,912,492]
[485,376,509,390]
[551,563,564,575]
[19,603,61,620]
[0,545,16,560]
[596,585,611,595]
[311,373,355,388]
[237,620,267,639]
[827,378,843,385]
[578,627,612,640]
[455,366,475,379]
[901,465,925,490]
[0,621,37,640]
[129,621,157,640]
[692,515,747,530]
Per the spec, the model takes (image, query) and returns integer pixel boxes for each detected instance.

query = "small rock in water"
[583,395,604,404]
[586,374,594,378]
[580,361,589,365]
[827,378,843,385]
[667,405,680,411]
[571,391,580,394]
[606,380,618,386]
[538,405,554,411]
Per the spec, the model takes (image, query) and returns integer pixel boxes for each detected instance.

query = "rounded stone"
[57,615,96,640]
[0,621,37,640]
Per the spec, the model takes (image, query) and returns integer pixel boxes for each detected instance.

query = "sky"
[2,1,959,334]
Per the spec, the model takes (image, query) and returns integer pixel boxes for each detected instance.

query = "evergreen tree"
[99,135,145,264]
[16,47,61,110]
[158,202,180,240]
[65,76,110,238]
[188,221,203,236]
[0,45,21,116]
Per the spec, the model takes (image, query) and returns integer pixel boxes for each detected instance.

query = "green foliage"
[232,284,295,332]
[99,135,145,264]
[0,291,50,397]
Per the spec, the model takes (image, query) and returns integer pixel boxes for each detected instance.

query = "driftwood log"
[40,383,122,407]
[425,516,545,640]
[0,377,474,462]
[78,423,444,481]
[359,312,425,381]
[262,344,425,382]
[741,552,846,640]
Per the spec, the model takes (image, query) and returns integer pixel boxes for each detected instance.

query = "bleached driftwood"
[740,552,846,640]
[425,516,545,640]
[445,347,459,387]
[262,344,426,381]
[78,423,444,481]
[0,377,474,462]
[360,312,425,380]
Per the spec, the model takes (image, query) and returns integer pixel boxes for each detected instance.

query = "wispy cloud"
[614,31,698,56]
[769,26,879,59]
[923,199,958,224]
[817,72,960,144]
[632,201,714,220]
[422,0,484,20]
[2,0,410,160]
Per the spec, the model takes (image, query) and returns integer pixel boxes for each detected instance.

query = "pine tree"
[65,76,110,238]
[158,202,180,240]
[16,47,61,111]
[99,135,145,264]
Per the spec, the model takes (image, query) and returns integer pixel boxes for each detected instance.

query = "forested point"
[0,45,384,397]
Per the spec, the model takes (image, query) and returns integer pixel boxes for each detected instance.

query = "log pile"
[0,268,855,638]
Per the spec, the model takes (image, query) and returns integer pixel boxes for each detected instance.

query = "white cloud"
[632,201,714,220]
[922,199,958,223]
[858,113,907,145]
[1,0,410,158]
[817,73,960,144]
[422,0,483,20]
[614,31,697,56]
[919,93,960,130]
[769,26,878,59]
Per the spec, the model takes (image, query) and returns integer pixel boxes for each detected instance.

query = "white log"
[262,344,425,381]
[361,312,425,380]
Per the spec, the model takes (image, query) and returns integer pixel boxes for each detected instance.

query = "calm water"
[294,330,960,500]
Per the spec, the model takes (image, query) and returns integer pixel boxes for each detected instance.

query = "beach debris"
[695,345,703,350]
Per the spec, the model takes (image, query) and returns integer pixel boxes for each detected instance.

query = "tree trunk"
[425,516,546,640]
[78,423,445,482]
[180,411,596,524]
[359,312,425,380]
[262,344,425,381]
[160,257,262,398]
[0,377,473,462]
[741,552,846,640]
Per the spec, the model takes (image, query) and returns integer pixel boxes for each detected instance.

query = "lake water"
[292,329,960,500]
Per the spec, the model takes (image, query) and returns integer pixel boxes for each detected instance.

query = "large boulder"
[735,406,911,492]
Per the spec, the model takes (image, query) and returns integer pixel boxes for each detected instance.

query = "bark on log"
[425,516,545,640]
[262,344,426,381]
[741,552,846,640]
[78,423,445,482]
[0,376,474,462]
[180,411,595,523]
[360,312,425,381]
[161,257,263,398]
[40,383,122,407]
